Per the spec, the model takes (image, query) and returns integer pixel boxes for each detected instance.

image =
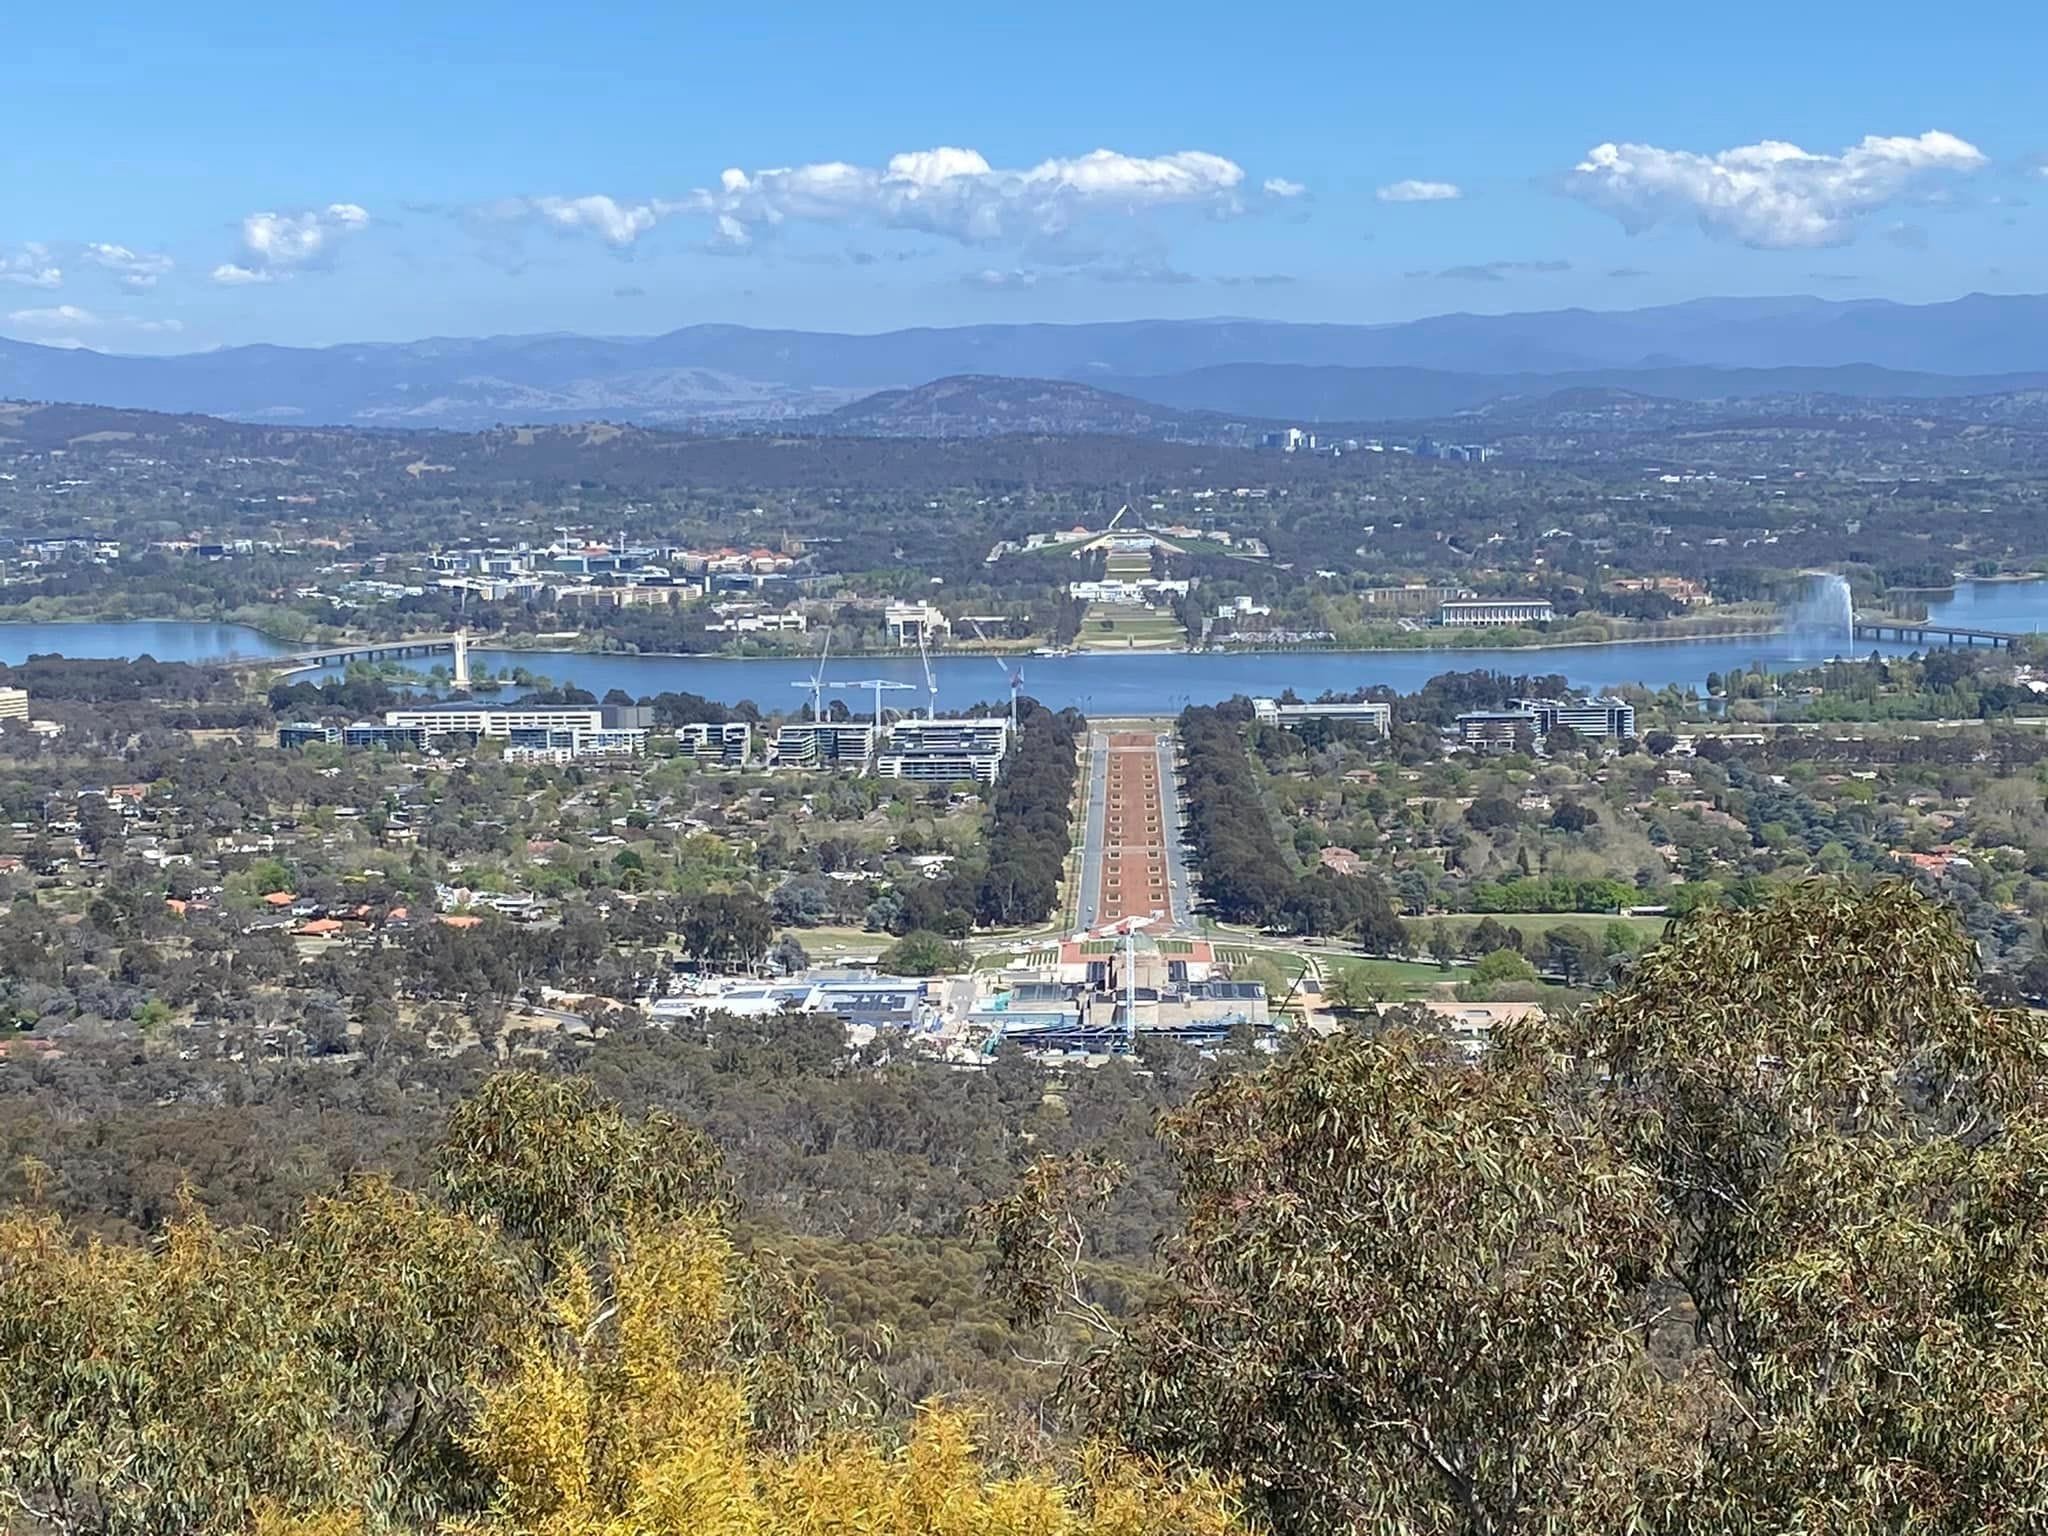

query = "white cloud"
[531,194,659,247]
[1566,130,1986,248]
[1378,179,1462,203]
[706,146,1249,249]
[1,244,63,289]
[5,305,183,341]
[508,145,1268,256]
[963,268,1039,290]
[1263,177,1307,199]
[85,242,174,290]
[217,202,371,281]
[7,304,101,329]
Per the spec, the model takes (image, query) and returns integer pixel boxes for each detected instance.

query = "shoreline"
[478,626,1792,663]
[0,613,1790,663]
[0,615,2007,669]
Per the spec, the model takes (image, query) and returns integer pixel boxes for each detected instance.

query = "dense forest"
[1177,703,1404,944]
[973,704,1082,927]
[3,882,2046,1531]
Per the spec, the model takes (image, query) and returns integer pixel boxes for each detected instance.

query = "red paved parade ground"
[1095,731,1171,924]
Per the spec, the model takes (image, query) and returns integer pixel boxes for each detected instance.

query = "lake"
[0,620,290,666]
[2,580,2044,715]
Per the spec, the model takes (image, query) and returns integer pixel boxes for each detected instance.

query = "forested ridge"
[6,881,2048,1532]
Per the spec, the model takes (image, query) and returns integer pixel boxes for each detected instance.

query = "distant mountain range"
[7,292,2048,430]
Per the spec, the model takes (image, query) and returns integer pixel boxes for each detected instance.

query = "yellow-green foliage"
[0,1079,1243,1536]
[446,1215,1241,1535]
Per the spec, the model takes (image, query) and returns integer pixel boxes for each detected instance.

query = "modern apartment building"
[503,726,647,762]
[771,721,877,770]
[675,721,753,765]
[874,717,1012,784]
[1456,695,1637,751]
[1514,696,1637,740]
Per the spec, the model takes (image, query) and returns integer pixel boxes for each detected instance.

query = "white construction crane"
[967,619,1023,733]
[790,631,833,721]
[916,628,938,719]
[830,678,914,727]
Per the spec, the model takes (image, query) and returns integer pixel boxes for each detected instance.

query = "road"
[1075,730,1110,929]
[1154,729,1194,928]
[1074,724,1193,933]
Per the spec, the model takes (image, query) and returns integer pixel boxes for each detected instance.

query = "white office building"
[875,717,1012,784]
[676,721,752,765]
[1515,696,1637,740]
[1251,698,1391,734]
[1438,599,1555,628]
[502,726,647,763]
[884,600,951,644]
[383,705,605,738]
[0,687,28,723]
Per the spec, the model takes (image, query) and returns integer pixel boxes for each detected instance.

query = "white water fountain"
[1787,572,1855,658]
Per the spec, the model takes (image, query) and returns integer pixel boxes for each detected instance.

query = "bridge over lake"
[226,632,471,680]
[1851,619,2023,649]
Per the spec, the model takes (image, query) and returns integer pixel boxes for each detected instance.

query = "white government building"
[1437,599,1556,628]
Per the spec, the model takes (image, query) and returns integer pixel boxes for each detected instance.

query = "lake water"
[2,580,2044,715]
[0,620,290,666]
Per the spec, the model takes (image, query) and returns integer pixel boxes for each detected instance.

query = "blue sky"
[6,0,2047,351]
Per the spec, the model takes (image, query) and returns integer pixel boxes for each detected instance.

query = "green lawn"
[1319,954,1460,1001]
[1076,604,1187,651]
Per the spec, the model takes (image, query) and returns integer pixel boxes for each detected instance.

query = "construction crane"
[967,619,1023,733]
[790,631,832,721]
[829,678,914,727]
[916,628,939,720]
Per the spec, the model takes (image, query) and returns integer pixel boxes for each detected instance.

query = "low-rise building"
[382,704,606,738]
[1609,575,1712,606]
[1438,599,1555,628]
[343,722,431,750]
[1455,695,1636,750]
[772,721,876,771]
[0,687,28,723]
[1252,698,1391,734]
[676,721,752,765]
[1069,578,1191,603]
[503,726,647,763]
[1516,695,1637,741]
[875,716,1011,784]
[277,722,342,749]
[705,607,808,635]
[1456,711,1538,753]
[884,600,951,644]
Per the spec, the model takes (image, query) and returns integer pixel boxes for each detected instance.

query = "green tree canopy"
[985,881,2048,1534]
